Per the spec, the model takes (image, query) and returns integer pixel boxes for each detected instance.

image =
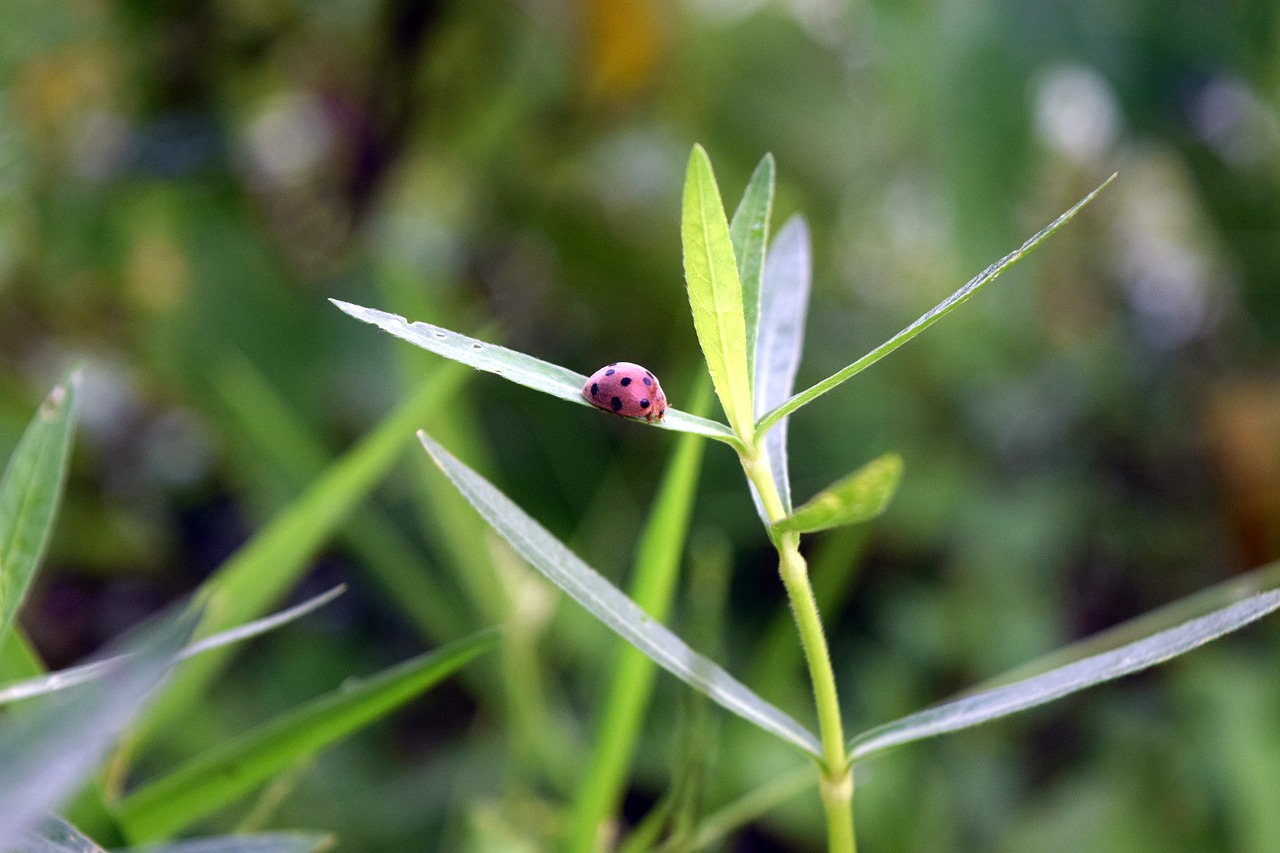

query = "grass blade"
[681,145,754,442]
[136,375,450,743]
[118,630,497,843]
[120,833,334,853]
[729,154,776,391]
[0,587,344,706]
[848,559,1280,761]
[750,215,812,521]
[772,453,902,536]
[0,372,80,642]
[331,300,737,445]
[212,353,468,642]
[757,177,1116,437]
[0,607,198,849]
[566,382,711,852]
[419,430,821,757]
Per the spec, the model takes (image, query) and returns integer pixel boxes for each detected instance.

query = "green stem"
[741,449,856,853]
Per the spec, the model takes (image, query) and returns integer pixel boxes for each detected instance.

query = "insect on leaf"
[332,300,738,445]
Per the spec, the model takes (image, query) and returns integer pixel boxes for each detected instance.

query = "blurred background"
[3,0,1280,850]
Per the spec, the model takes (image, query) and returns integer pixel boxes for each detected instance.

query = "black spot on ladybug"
[591,383,598,397]
[611,396,622,412]
[643,377,652,386]
[620,377,631,386]
[606,369,616,376]
[645,370,653,378]
[640,399,650,408]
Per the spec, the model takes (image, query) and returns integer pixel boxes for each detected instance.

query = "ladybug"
[582,362,667,422]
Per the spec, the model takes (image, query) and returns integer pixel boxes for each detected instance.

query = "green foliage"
[566,381,712,851]
[0,605,198,849]
[0,372,79,642]
[118,630,498,843]
[682,145,756,443]
[418,429,822,757]
[754,175,1116,438]
[773,453,903,535]
[729,154,776,392]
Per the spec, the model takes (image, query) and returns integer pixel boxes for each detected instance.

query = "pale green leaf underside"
[0,372,80,642]
[419,430,822,757]
[848,559,1280,761]
[0,586,345,706]
[757,176,1116,437]
[119,629,496,843]
[751,214,812,522]
[682,145,754,441]
[331,300,737,444]
[0,607,198,850]
[122,833,334,853]
[773,453,902,535]
[729,153,775,392]
[14,815,106,853]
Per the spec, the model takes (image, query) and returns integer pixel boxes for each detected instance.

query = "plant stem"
[740,450,856,852]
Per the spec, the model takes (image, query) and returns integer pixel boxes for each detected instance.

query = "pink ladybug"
[582,362,667,422]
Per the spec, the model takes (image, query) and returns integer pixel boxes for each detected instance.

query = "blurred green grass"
[3,1,1280,850]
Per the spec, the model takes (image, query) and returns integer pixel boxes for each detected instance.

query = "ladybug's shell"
[582,362,667,422]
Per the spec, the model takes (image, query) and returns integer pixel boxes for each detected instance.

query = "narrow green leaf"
[567,381,711,852]
[212,353,467,642]
[772,453,902,535]
[331,299,737,445]
[729,153,775,391]
[749,215,812,523]
[681,145,754,442]
[13,816,106,853]
[119,630,496,843]
[418,430,821,757]
[0,372,80,641]
[757,176,1116,437]
[137,374,452,742]
[0,627,44,682]
[848,559,1280,761]
[121,833,334,853]
[0,586,344,706]
[0,606,198,849]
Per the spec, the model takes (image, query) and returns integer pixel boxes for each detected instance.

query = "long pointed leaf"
[331,300,737,445]
[748,215,812,523]
[772,453,902,536]
[729,154,775,391]
[119,630,496,843]
[848,559,1280,761]
[757,177,1115,437]
[120,833,333,853]
[418,431,821,757]
[0,586,345,706]
[0,607,198,848]
[0,372,80,641]
[682,145,754,442]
